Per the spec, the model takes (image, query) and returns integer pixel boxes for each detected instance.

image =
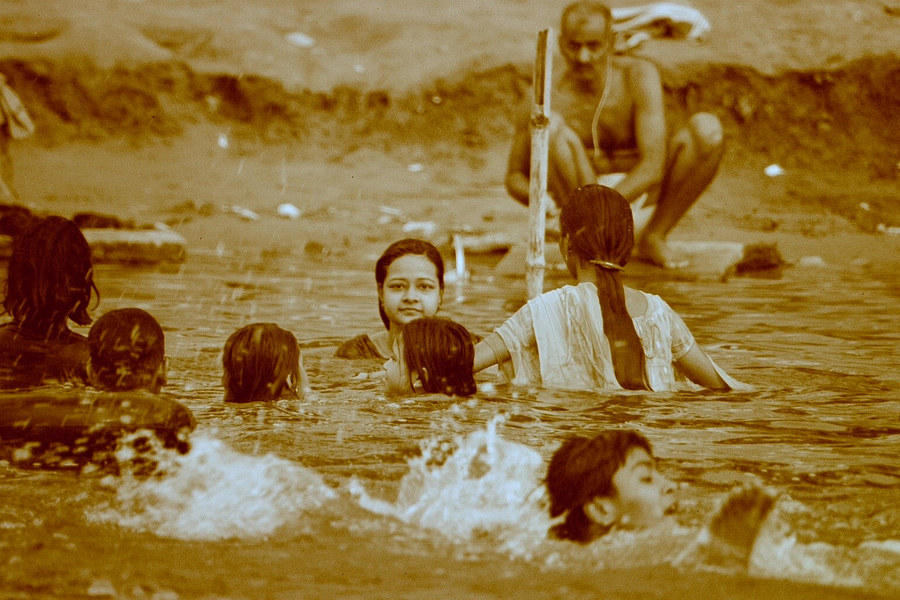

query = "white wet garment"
[494,282,750,392]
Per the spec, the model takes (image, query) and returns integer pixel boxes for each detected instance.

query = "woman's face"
[379,254,442,330]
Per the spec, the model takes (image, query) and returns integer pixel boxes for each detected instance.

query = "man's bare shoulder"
[614,54,661,80]
[613,55,663,100]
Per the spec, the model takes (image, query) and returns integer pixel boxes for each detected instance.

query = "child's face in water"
[379,254,442,330]
[597,447,677,529]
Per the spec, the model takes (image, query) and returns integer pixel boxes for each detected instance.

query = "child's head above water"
[375,238,444,331]
[546,430,676,543]
[88,308,166,393]
[222,323,307,403]
[2,216,98,335]
[384,316,476,397]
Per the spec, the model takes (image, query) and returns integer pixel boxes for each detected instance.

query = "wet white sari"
[494,282,748,392]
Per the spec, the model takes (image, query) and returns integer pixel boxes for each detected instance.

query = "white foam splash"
[747,499,900,592]
[348,415,551,553]
[88,432,336,540]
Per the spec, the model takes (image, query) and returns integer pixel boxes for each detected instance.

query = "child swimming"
[336,238,444,359]
[222,323,308,402]
[383,316,476,397]
[473,184,747,392]
[546,430,676,542]
[0,216,98,389]
[546,429,776,562]
[87,307,167,393]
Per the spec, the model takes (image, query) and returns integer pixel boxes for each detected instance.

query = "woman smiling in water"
[336,238,444,360]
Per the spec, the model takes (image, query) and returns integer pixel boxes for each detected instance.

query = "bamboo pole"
[526,28,552,299]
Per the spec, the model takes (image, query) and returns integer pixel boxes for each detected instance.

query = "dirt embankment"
[2,51,898,230]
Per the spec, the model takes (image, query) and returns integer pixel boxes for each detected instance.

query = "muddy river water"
[1,250,898,599]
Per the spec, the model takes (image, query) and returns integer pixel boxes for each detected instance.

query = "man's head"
[559,1,613,83]
[88,308,166,393]
[546,430,676,542]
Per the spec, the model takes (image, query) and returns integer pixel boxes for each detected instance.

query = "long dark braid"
[560,184,647,390]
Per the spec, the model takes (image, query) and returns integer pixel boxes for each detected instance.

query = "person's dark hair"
[546,430,653,543]
[222,323,302,403]
[560,184,647,390]
[375,238,445,329]
[88,308,165,391]
[400,316,476,397]
[561,1,613,38]
[2,216,98,336]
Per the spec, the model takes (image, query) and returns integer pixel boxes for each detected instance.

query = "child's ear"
[584,497,618,528]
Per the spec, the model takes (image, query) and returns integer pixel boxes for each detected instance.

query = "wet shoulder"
[616,53,660,77]
[629,291,681,326]
[624,287,650,319]
[335,333,385,360]
[0,324,89,390]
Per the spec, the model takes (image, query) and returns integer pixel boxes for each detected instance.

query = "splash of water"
[747,497,900,593]
[87,432,336,540]
[348,415,551,553]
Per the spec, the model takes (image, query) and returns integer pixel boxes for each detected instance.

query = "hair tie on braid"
[588,259,623,271]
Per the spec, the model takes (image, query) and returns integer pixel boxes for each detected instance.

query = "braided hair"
[559,184,647,390]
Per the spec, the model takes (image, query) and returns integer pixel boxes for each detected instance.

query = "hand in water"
[700,484,778,568]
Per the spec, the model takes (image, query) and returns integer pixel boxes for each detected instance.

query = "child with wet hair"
[222,323,308,403]
[87,308,167,393]
[383,316,477,397]
[0,215,99,388]
[546,430,674,543]
[546,429,776,563]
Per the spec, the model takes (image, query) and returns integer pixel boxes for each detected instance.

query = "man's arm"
[504,115,532,206]
[613,60,667,204]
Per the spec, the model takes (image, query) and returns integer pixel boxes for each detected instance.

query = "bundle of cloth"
[0,73,34,140]
[611,2,711,52]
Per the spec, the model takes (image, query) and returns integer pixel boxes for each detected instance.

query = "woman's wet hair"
[222,323,302,403]
[2,215,98,334]
[560,184,647,390]
[546,430,653,543]
[375,238,444,329]
[400,316,476,397]
[88,308,165,391]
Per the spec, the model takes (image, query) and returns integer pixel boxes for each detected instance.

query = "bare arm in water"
[675,343,729,390]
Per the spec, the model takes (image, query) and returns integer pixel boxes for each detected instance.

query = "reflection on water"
[1,252,898,598]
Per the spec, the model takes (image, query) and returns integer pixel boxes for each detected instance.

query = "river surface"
[1,249,898,599]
